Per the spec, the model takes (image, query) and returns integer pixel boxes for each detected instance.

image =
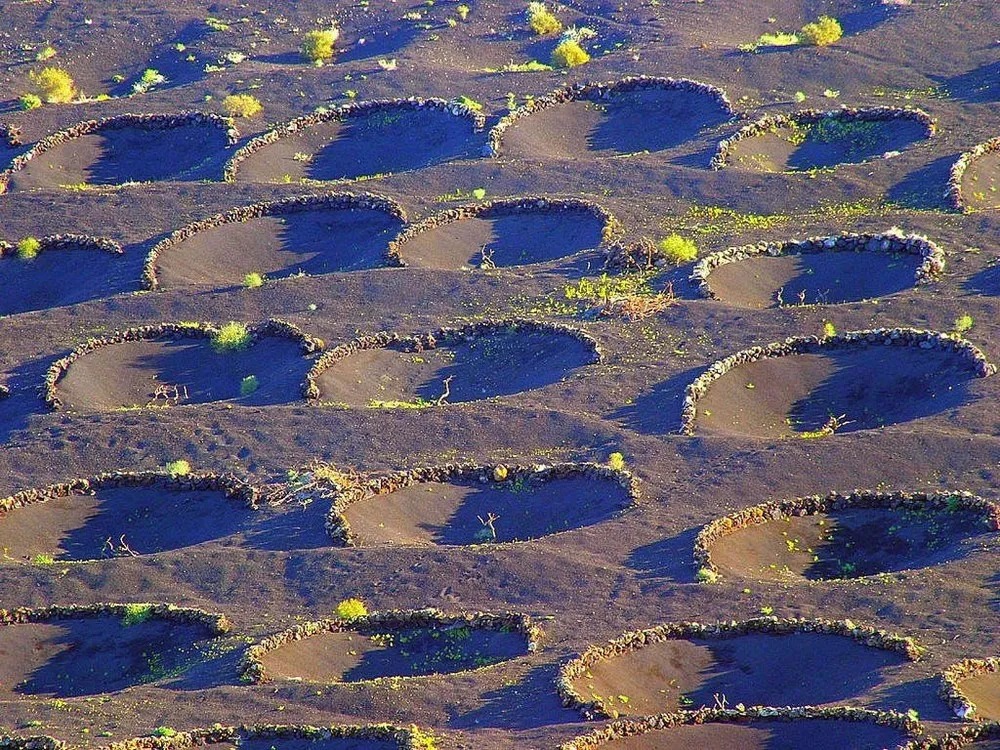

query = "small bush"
[527,2,562,35]
[35,45,57,61]
[240,375,259,396]
[658,234,698,265]
[19,93,42,110]
[165,459,191,477]
[243,271,264,288]
[799,15,843,46]
[493,465,509,481]
[457,4,470,20]
[132,68,166,95]
[29,67,76,103]
[335,598,369,620]
[608,452,625,471]
[121,603,154,626]
[222,93,262,118]
[822,320,837,337]
[954,314,974,334]
[151,728,177,739]
[33,554,55,565]
[16,237,41,260]
[696,567,720,584]
[302,28,340,63]
[551,39,589,68]
[212,322,251,352]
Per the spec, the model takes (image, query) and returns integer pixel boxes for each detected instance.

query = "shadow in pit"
[625,527,701,583]
[612,364,707,436]
[449,663,582,730]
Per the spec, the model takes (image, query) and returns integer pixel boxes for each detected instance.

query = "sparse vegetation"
[243,271,265,288]
[165,459,191,477]
[823,320,837,337]
[302,27,340,63]
[132,68,166,95]
[29,66,76,103]
[211,322,252,352]
[526,2,562,35]
[222,93,262,118]
[239,375,259,396]
[150,727,177,739]
[335,598,369,620]
[35,45,57,61]
[19,93,42,110]
[658,234,698,265]
[696,567,720,584]
[954,314,974,335]
[608,452,625,471]
[799,15,843,46]
[32,554,55,565]
[121,603,154,626]
[16,237,41,260]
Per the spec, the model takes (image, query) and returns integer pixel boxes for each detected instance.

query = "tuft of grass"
[150,727,177,739]
[165,459,191,476]
[19,93,42,110]
[696,567,720,584]
[29,67,76,103]
[658,234,698,265]
[526,2,562,35]
[368,398,433,409]
[121,603,154,627]
[239,375,259,396]
[452,95,483,112]
[243,271,265,288]
[335,598,369,620]
[36,45,57,61]
[608,452,625,471]
[551,39,589,68]
[739,31,800,52]
[302,28,340,63]
[16,237,41,260]
[33,554,55,565]
[799,15,842,46]
[822,320,837,337]
[954,314,974,335]
[212,322,251,352]
[132,68,166,95]
[222,93,262,118]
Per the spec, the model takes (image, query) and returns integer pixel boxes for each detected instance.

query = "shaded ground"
[240,740,395,750]
[342,475,631,545]
[259,625,525,683]
[569,632,906,716]
[0,617,217,698]
[54,337,311,411]
[397,211,606,269]
[708,506,992,581]
[705,251,923,307]
[155,206,404,288]
[7,123,230,190]
[695,346,976,438]
[232,108,480,183]
[0,248,127,316]
[314,330,595,406]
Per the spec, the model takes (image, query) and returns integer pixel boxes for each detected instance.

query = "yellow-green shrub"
[551,39,589,68]
[335,598,368,620]
[212,322,252,352]
[302,28,339,63]
[658,234,698,265]
[222,93,262,118]
[29,67,75,103]
[527,2,562,35]
[799,16,842,46]
[16,237,41,260]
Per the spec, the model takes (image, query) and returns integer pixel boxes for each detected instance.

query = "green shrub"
[738,31,800,52]
[29,67,76,103]
[32,554,55,565]
[696,567,720,584]
[121,603,154,626]
[799,15,842,46]
[527,2,562,35]
[240,375,259,396]
[457,4,470,20]
[822,320,837,337]
[132,68,166,95]
[608,452,625,471]
[212,322,251,352]
[35,45,57,61]
[19,93,42,110]
[302,28,340,63]
[551,39,589,68]
[165,459,191,477]
[335,598,369,620]
[150,728,177,739]
[243,271,264,288]
[657,234,698,265]
[954,314,974,334]
[16,237,41,260]
[222,93,262,118]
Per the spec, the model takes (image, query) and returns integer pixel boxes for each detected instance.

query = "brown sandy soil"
[726,119,930,173]
[0,0,1000,747]
[568,632,905,716]
[314,330,595,406]
[7,124,230,190]
[397,212,606,270]
[954,672,1000,722]
[232,109,480,184]
[0,617,217,698]
[155,207,404,288]
[55,337,311,411]
[0,248,127,316]
[961,150,1000,210]
[695,345,976,438]
[342,475,631,546]
[259,626,526,683]
[708,507,992,581]
[595,719,909,750]
[499,88,731,162]
[705,251,923,307]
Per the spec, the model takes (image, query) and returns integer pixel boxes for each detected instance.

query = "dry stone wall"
[946,136,1000,211]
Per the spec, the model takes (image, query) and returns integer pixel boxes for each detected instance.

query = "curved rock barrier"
[487,75,733,158]
[557,616,924,719]
[711,106,936,171]
[142,193,408,290]
[947,136,1000,211]
[0,738,61,750]
[0,602,230,632]
[905,722,1000,748]
[384,196,622,269]
[105,724,428,750]
[694,490,1000,581]
[940,658,1000,721]
[690,229,945,301]
[304,318,602,403]
[223,97,485,183]
[240,608,542,685]
[0,124,22,149]
[679,328,996,435]
[0,113,238,193]
[0,234,123,258]
[44,319,323,410]
[325,461,640,546]
[559,707,922,749]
